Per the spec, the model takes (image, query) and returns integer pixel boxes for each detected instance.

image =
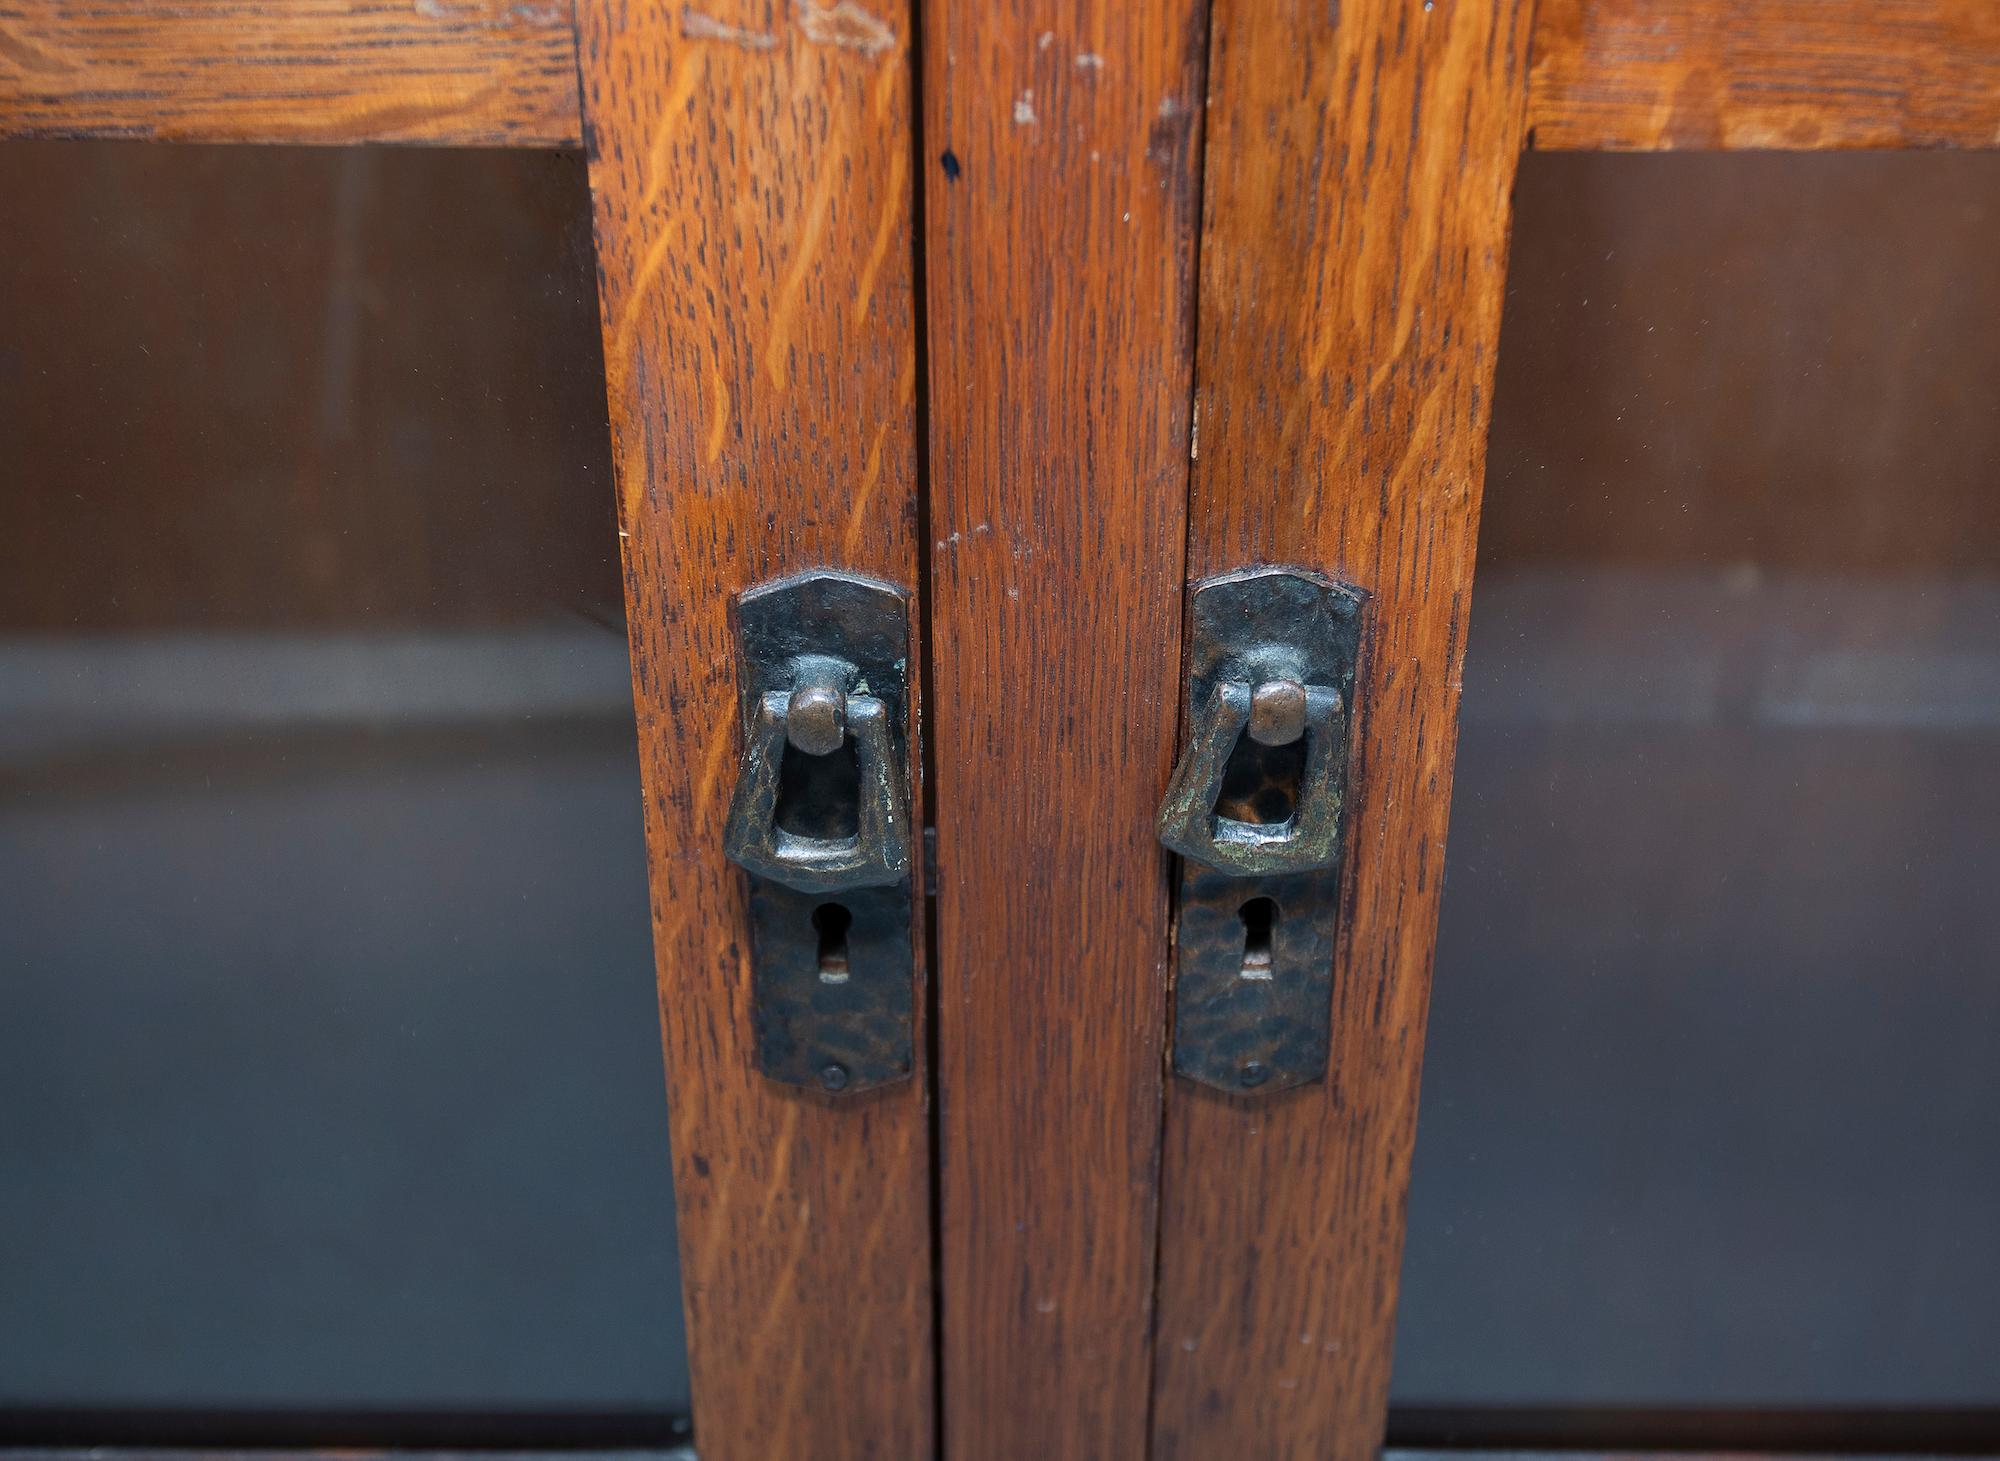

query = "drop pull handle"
[1155,566,1366,1095]
[1156,676,1348,876]
[724,570,915,1095]
[724,656,910,895]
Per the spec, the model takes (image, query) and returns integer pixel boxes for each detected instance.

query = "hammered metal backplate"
[1162,566,1366,1095]
[728,570,915,1095]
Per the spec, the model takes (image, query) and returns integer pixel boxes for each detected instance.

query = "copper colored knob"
[1247,678,1308,746]
[786,683,847,756]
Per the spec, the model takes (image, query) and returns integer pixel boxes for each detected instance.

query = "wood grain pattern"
[0,0,581,146]
[572,2,930,1457]
[918,0,1205,1454]
[1529,0,2000,150]
[1148,0,1531,1457]
[9,0,1996,152]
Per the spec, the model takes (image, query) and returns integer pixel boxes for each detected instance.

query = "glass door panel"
[1395,151,2000,1411]
[0,141,689,1421]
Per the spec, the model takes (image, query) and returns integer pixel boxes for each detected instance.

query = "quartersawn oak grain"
[1149,1,1531,1458]
[572,1,931,1457]
[919,0,1205,1454]
[9,0,1996,153]
[1529,0,2000,150]
[0,0,582,146]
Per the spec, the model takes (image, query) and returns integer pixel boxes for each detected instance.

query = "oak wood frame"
[5,1,1997,150]
[0,0,582,145]
[1146,6,1986,1461]
[1149,0,1531,1456]
[917,0,1204,1455]
[566,2,933,1459]
[2,1,1996,1458]
[1529,0,2000,151]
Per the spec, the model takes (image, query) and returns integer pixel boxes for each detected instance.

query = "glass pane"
[0,141,689,1416]
[1396,152,2000,1408]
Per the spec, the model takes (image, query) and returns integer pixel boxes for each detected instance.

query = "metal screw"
[819,1062,850,1092]
[786,683,847,756]
[1238,1060,1270,1088]
[1248,678,1308,746]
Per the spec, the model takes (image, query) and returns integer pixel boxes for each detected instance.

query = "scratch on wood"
[843,422,889,554]
[795,0,896,56]
[611,221,680,404]
[695,717,736,801]
[617,408,649,524]
[638,49,706,217]
[412,0,562,27]
[852,143,906,328]
[682,5,779,49]
[765,153,840,388]
[0,23,78,75]
[705,353,732,463]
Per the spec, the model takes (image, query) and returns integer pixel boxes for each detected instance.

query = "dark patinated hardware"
[724,570,915,1094]
[1157,566,1366,1095]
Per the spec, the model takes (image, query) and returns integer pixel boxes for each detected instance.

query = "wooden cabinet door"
[919,1,1201,1453]
[1149,0,1531,1454]
[570,4,935,1456]
[914,1,1529,1456]
[5,3,2000,1459]
[915,3,2000,1459]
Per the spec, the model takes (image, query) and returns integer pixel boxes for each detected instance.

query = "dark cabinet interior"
[0,142,689,1418]
[1402,149,2000,1412]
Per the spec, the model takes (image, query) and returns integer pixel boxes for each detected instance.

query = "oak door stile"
[571,2,933,1457]
[1150,0,1534,1457]
[919,0,1207,1454]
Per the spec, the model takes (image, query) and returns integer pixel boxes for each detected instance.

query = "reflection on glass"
[1396,153,2000,1407]
[0,142,688,1413]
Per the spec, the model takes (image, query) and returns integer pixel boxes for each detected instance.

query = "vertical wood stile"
[570,1,932,1455]
[1150,0,1534,1456]
[917,0,1207,1454]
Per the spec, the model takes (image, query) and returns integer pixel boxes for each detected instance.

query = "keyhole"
[813,902,852,983]
[1238,897,1276,980]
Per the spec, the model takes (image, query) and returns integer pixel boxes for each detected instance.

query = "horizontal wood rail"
[1529,0,2000,150]
[5,1439,1999,1460]
[0,0,581,146]
[1388,1408,2000,1454]
[4,0,1997,151]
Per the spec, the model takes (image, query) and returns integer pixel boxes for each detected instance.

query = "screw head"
[819,1062,851,1092]
[786,683,847,756]
[1238,1060,1271,1089]
[1248,678,1308,746]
